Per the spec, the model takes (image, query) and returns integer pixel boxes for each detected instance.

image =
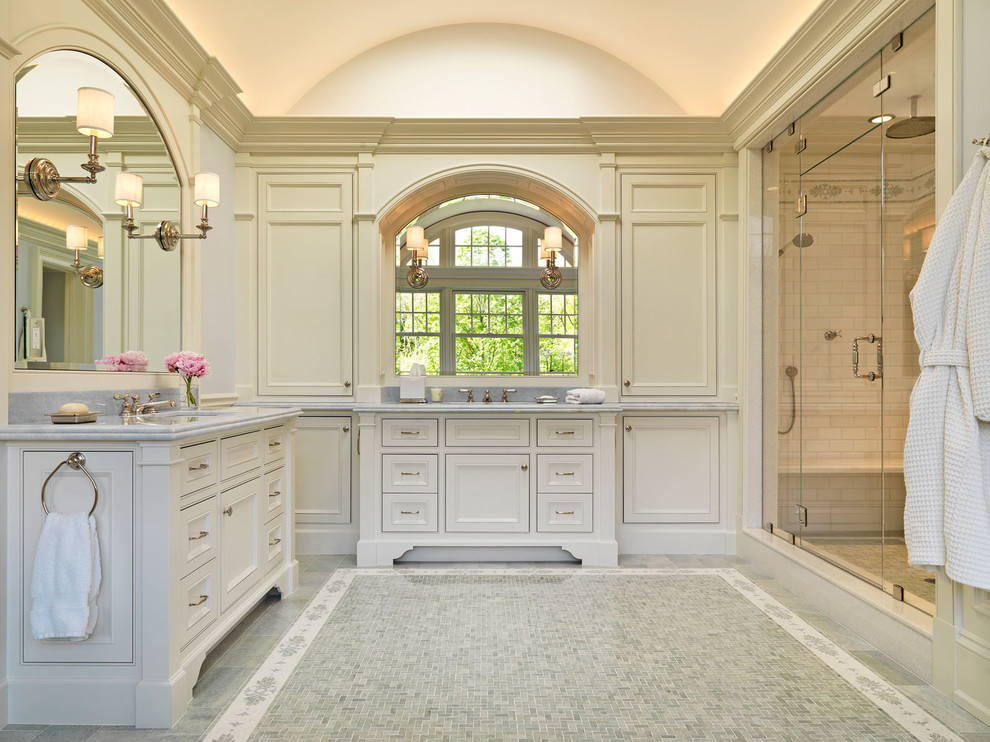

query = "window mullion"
[524,289,539,375]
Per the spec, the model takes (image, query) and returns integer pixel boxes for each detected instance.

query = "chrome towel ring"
[41,452,98,517]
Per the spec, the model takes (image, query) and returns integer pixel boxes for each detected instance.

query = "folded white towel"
[30,513,101,641]
[565,388,605,404]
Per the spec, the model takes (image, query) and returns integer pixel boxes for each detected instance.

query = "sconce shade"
[76,87,114,139]
[412,244,429,260]
[66,225,88,250]
[115,172,143,207]
[194,172,221,208]
[543,226,563,252]
[406,225,424,248]
[97,236,104,259]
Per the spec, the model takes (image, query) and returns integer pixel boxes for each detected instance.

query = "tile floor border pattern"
[202,567,963,742]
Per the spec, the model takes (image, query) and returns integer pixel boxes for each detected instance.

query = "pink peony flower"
[163,351,211,379]
[95,351,147,371]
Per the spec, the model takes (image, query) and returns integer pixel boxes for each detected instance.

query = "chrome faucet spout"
[135,400,177,415]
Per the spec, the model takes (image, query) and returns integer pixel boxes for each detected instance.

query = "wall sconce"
[18,87,114,201]
[540,226,563,289]
[116,171,219,251]
[405,225,429,288]
[66,224,103,288]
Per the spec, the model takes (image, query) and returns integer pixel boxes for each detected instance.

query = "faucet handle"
[148,392,161,402]
[483,389,493,403]
[458,388,474,403]
[501,388,516,403]
[113,393,138,415]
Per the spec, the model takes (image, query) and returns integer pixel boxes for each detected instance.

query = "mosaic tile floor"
[4,556,990,742]
[801,535,936,605]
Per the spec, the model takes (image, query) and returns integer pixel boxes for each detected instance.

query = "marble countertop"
[242,401,740,414]
[0,406,302,442]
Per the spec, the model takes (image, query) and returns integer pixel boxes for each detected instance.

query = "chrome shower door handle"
[852,334,882,381]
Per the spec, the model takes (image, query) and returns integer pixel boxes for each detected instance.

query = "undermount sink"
[128,409,232,425]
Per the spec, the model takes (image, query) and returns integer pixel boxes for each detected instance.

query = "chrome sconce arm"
[64,225,103,288]
[540,226,563,290]
[404,225,430,288]
[16,87,115,202]
[117,172,219,252]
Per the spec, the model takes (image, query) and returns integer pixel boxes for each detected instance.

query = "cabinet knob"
[223,506,233,516]
[344,381,351,388]
[624,380,631,387]
[521,464,528,471]
[188,594,208,607]
[343,426,350,433]
[625,425,632,432]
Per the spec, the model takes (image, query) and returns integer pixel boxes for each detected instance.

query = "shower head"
[886,95,935,139]
[792,233,814,248]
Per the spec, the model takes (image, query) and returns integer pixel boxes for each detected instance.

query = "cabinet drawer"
[381,418,438,447]
[264,517,286,573]
[537,454,593,493]
[382,454,438,493]
[264,467,286,522]
[264,426,286,466]
[445,418,530,447]
[383,494,438,532]
[537,419,594,447]
[537,494,593,532]
[180,440,218,497]
[220,430,263,481]
[180,560,219,648]
[181,495,218,577]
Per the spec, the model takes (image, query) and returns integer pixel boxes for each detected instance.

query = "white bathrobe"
[904,147,990,590]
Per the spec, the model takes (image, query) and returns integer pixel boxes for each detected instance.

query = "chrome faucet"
[113,393,141,417]
[459,388,474,403]
[135,392,177,415]
[501,388,516,403]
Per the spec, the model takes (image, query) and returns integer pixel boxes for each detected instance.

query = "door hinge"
[795,505,808,527]
[890,32,903,52]
[795,194,808,217]
[873,75,891,97]
[795,136,807,154]
[765,140,774,154]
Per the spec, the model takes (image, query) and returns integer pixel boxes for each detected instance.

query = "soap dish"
[45,412,102,424]
[535,395,558,404]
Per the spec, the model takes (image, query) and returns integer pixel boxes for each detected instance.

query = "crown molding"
[723,0,933,150]
[238,117,393,155]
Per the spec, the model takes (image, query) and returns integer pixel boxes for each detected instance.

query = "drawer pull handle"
[269,537,282,546]
[400,510,421,515]
[270,490,282,497]
[399,431,418,436]
[555,471,575,476]
[189,530,209,541]
[223,506,233,516]
[189,462,209,471]
[555,510,575,516]
[554,430,575,435]
[269,440,282,448]
[400,471,420,476]
[188,595,208,607]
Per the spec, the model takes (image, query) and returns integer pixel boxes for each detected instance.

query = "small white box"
[400,376,425,402]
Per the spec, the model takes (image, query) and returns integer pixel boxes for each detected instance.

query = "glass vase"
[180,376,199,410]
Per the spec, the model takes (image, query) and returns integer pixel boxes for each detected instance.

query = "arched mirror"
[14,50,181,371]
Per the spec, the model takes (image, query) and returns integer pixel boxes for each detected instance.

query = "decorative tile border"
[202,568,964,742]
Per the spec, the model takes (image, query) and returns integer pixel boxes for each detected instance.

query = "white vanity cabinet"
[1,409,300,728]
[357,408,618,566]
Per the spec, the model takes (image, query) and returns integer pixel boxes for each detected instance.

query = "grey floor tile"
[300,555,345,573]
[30,728,100,741]
[0,732,45,742]
[619,554,678,567]
[85,729,150,742]
[214,633,280,667]
[964,733,990,742]
[153,708,222,738]
[188,666,253,709]
[900,684,990,733]
[851,649,926,686]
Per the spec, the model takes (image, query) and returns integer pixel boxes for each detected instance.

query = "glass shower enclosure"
[762,9,935,613]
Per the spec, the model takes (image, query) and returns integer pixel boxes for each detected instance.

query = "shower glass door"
[762,7,935,614]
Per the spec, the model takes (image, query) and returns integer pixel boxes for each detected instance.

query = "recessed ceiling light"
[869,114,895,124]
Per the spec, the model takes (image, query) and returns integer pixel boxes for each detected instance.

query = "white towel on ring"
[30,512,101,641]
[565,388,605,404]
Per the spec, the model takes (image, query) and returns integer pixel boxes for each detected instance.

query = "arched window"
[394,196,578,376]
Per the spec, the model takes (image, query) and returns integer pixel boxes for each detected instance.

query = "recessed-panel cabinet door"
[21,451,134,663]
[220,478,263,612]
[258,173,353,395]
[295,416,351,525]
[445,454,530,532]
[623,416,719,523]
[620,173,717,396]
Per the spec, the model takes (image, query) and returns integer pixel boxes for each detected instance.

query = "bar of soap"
[58,402,90,415]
